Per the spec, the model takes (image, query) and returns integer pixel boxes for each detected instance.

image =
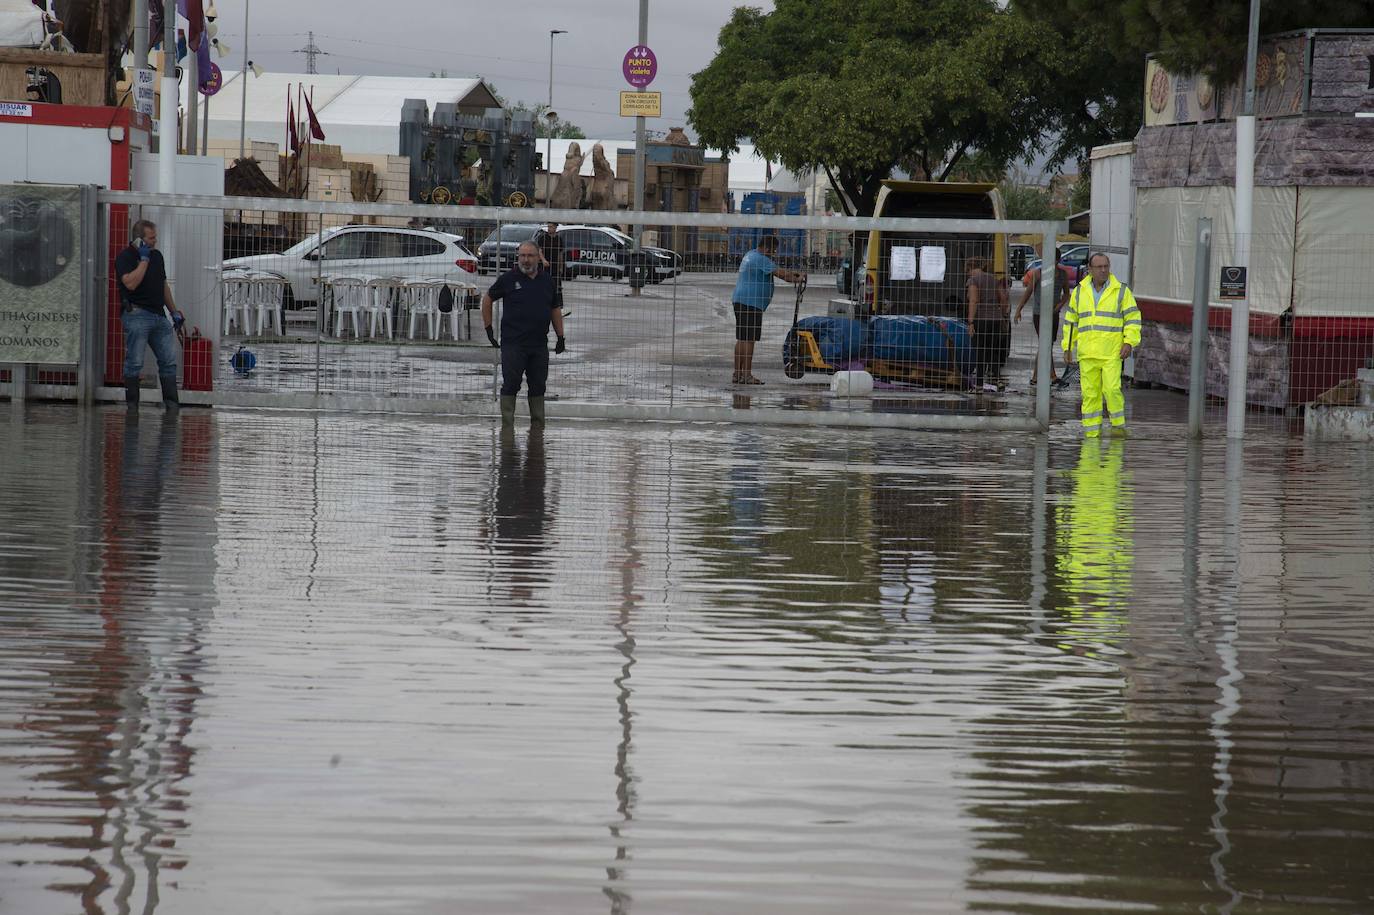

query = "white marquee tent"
[183,71,499,157]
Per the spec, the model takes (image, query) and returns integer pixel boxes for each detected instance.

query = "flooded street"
[2,404,1373,913]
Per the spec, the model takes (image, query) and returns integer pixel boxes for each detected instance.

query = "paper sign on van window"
[890,246,917,281]
[919,246,946,282]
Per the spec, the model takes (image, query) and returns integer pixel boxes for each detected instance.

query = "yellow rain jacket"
[1061,274,1141,360]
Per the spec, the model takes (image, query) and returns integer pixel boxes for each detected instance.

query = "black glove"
[554,336,566,355]
[485,325,499,348]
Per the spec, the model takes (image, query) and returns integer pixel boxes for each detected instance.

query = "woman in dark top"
[966,256,1008,392]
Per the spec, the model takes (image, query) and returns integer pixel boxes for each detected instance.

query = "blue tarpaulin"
[784,316,867,366]
[866,316,972,369]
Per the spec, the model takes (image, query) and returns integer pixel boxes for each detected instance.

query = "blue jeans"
[121,307,179,383]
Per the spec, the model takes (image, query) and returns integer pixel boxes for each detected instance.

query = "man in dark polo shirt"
[481,240,567,425]
[114,219,183,411]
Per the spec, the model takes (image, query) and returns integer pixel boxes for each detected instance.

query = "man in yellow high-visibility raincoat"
[1061,253,1141,437]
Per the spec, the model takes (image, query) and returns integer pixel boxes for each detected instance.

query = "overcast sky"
[208,0,768,141]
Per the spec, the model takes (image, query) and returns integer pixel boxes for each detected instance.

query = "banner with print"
[0,185,81,365]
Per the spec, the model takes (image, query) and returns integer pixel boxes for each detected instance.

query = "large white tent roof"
[185,71,498,156]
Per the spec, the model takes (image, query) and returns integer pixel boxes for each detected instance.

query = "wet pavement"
[211,274,1073,416]
[2,403,1372,913]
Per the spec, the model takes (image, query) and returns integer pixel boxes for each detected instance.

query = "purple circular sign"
[623,46,657,89]
[200,61,223,97]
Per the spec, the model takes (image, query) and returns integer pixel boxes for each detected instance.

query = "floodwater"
[2,403,1373,914]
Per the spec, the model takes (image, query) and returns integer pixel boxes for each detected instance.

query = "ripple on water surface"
[1,405,1373,913]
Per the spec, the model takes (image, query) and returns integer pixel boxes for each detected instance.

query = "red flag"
[179,0,205,51]
[304,91,326,141]
[287,92,300,155]
[765,159,773,184]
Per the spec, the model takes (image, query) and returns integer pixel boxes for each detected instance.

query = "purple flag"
[176,0,214,92]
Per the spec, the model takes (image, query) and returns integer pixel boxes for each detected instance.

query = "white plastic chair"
[249,274,286,336]
[444,282,477,341]
[221,273,254,335]
[364,277,399,339]
[405,279,444,340]
[327,276,369,338]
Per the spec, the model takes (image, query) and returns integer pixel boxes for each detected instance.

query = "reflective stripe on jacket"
[1060,274,1141,360]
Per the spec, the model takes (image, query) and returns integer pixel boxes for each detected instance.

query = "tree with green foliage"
[1121,0,1372,84]
[688,0,1066,215]
[1003,0,1144,172]
[999,182,1066,221]
[490,87,587,139]
[1009,0,1374,170]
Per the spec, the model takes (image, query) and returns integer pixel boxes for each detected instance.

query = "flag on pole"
[176,0,213,91]
[149,0,165,46]
[304,90,326,141]
[178,0,205,52]
[287,91,300,155]
[765,159,773,185]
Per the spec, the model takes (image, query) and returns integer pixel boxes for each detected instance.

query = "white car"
[224,225,480,307]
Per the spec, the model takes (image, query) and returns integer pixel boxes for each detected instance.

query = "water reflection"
[1051,438,1133,657]
[3,410,1374,913]
[0,408,216,915]
[483,425,553,605]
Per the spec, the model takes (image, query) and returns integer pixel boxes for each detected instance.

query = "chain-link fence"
[1,190,1064,431]
[20,187,1372,437]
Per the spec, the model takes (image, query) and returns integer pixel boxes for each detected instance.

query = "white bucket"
[830,370,874,397]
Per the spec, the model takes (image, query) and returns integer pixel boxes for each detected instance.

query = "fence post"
[77,184,100,407]
[1035,226,1056,429]
[491,214,503,403]
[669,239,678,411]
[1188,217,1213,438]
[6,364,22,403]
[314,207,324,400]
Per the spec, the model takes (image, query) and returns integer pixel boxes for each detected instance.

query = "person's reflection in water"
[1053,438,1134,657]
[726,429,765,555]
[121,405,181,521]
[490,424,553,605]
[19,409,212,914]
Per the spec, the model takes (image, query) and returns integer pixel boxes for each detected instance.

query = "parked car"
[476,223,541,273]
[557,225,681,283]
[1026,243,1092,281]
[224,225,479,308]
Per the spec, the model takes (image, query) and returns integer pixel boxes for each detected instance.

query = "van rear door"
[864,183,1004,319]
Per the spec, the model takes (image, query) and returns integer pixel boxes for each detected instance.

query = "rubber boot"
[499,394,517,425]
[124,377,141,412]
[528,396,546,425]
[160,376,180,411]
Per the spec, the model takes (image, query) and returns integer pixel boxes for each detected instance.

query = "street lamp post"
[546,28,566,205]
[239,0,250,161]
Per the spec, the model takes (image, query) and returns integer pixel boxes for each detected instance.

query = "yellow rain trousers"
[1062,276,1141,433]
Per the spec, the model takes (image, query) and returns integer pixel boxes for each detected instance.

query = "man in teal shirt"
[731,234,806,385]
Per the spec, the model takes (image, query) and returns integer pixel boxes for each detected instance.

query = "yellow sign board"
[620,91,662,118]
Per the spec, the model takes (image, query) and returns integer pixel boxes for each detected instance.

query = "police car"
[557,225,680,283]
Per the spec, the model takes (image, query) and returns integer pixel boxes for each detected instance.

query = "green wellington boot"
[159,376,180,411]
[528,396,546,424]
[500,395,517,424]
